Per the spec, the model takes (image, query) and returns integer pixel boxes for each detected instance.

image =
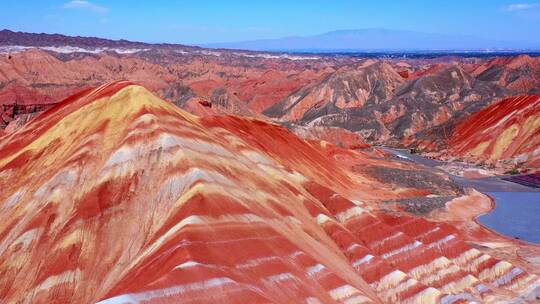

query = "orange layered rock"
[0,83,58,128]
[0,82,539,304]
[265,61,405,122]
[0,83,55,106]
[449,95,540,169]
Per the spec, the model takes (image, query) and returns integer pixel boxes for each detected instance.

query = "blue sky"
[1,0,539,45]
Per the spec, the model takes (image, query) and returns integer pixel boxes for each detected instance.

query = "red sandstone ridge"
[1,82,539,303]
[469,55,540,94]
[448,95,540,169]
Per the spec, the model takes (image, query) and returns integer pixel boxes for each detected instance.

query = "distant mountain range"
[0,29,197,50]
[2,28,537,53]
[203,29,539,52]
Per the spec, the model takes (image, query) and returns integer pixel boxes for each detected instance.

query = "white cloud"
[63,0,108,13]
[505,3,539,11]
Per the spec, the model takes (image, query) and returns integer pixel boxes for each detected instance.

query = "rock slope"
[0,82,539,303]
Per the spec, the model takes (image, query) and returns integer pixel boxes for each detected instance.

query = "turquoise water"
[479,192,540,244]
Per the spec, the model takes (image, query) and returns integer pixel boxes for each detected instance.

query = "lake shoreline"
[383,146,540,245]
[477,191,540,245]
